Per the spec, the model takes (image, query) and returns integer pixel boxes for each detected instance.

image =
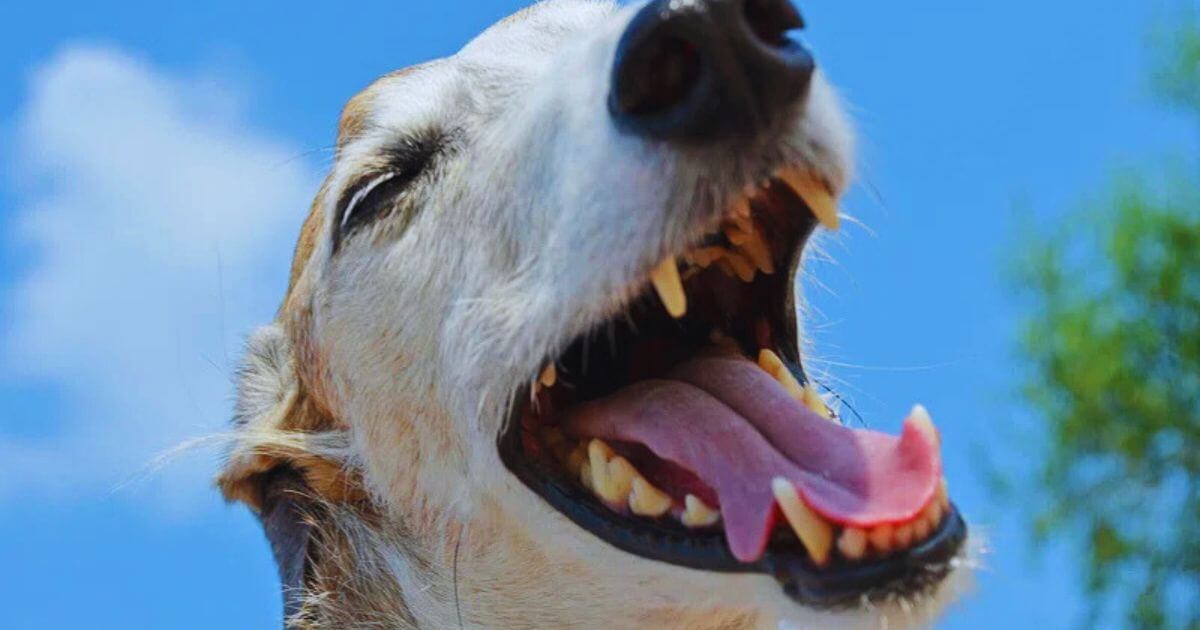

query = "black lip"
[498,400,968,610]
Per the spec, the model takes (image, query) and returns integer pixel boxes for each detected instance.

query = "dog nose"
[609,0,815,142]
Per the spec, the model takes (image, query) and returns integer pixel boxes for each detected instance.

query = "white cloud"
[1,45,319,511]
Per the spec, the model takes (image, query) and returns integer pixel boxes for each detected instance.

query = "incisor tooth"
[539,364,557,388]
[629,477,673,518]
[868,524,894,554]
[682,494,720,528]
[650,257,687,318]
[894,523,915,549]
[772,478,834,566]
[777,168,840,231]
[912,517,932,541]
[838,528,868,561]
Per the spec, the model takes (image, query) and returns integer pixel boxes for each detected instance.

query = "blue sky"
[0,1,1192,628]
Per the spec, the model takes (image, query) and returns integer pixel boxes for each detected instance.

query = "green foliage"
[1013,17,1200,630]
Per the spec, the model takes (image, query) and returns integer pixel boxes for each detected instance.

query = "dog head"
[219,1,971,627]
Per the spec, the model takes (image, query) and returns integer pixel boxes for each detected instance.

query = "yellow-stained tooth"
[868,524,894,554]
[740,227,776,274]
[894,523,915,549]
[630,478,673,518]
[579,460,594,492]
[604,456,637,506]
[724,224,750,246]
[777,168,840,231]
[682,494,720,528]
[757,350,807,403]
[802,383,836,423]
[539,364,557,388]
[838,528,868,561]
[650,257,687,318]
[724,250,757,282]
[772,478,834,566]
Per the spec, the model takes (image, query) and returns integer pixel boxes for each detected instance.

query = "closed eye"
[333,135,442,252]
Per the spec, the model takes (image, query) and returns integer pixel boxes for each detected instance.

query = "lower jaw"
[498,402,968,610]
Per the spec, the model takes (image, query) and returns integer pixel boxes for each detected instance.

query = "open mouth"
[498,167,966,608]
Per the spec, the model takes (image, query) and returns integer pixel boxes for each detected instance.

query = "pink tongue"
[564,354,941,563]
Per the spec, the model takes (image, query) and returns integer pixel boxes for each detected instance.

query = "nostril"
[742,0,804,48]
[613,35,703,118]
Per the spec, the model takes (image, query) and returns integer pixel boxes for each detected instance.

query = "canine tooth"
[906,404,940,447]
[757,350,807,403]
[602,456,637,505]
[682,494,720,528]
[868,524,895,554]
[777,168,840,231]
[650,257,687,318]
[838,528,868,561]
[894,523,915,549]
[772,478,834,566]
[629,478,672,518]
[539,364,557,388]
[802,383,836,423]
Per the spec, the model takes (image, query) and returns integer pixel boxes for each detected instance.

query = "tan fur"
[219,2,971,627]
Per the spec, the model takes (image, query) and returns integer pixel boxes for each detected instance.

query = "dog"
[217,1,972,627]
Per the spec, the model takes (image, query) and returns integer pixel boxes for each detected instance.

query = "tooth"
[690,247,724,268]
[922,493,945,527]
[724,224,750,246]
[906,404,940,447]
[771,478,834,566]
[716,258,739,279]
[757,349,786,379]
[837,527,868,561]
[937,479,950,510]
[893,523,915,549]
[739,227,775,274]
[539,363,557,388]
[682,494,720,528]
[724,250,757,282]
[650,257,687,318]
[912,517,932,541]
[566,444,588,476]
[777,168,840,231]
[629,477,672,518]
[579,460,594,491]
[868,524,894,554]
[802,383,836,423]
[757,350,811,406]
[602,456,637,506]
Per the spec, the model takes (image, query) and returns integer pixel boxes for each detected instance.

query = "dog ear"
[218,323,358,619]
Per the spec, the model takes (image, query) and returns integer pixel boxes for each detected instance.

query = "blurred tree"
[1013,15,1200,630]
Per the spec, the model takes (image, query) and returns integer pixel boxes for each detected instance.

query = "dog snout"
[609,0,815,142]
